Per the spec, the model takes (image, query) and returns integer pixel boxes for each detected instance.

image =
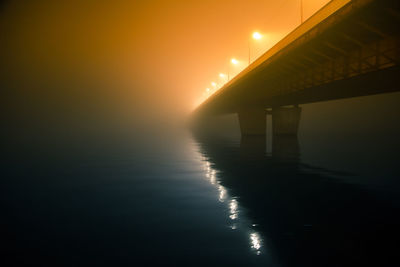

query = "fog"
[1,0,332,139]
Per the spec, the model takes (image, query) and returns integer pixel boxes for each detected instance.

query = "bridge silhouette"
[192,0,400,136]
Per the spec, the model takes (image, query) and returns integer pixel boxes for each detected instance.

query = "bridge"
[191,0,400,136]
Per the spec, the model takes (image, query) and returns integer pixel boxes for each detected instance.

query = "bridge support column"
[272,106,301,136]
[237,108,266,136]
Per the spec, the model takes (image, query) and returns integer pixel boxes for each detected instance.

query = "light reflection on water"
[250,232,262,255]
[201,154,263,256]
[229,198,238,220]
[218,185,227,202]
[191,124,400,267]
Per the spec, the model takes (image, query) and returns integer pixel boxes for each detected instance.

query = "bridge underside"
[258,64,400,108]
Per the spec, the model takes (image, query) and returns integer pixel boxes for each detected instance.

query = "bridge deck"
[194,0,400,118]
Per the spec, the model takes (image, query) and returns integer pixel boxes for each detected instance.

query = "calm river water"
[2,93,400,266]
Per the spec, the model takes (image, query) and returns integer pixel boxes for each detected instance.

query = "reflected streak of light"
[250,232,262,255]
[229,199,238,220]
[203,158,239,220]
[199,151,267,256]
[201,156,264,253]
[218,185,226,202]
[209,170,216,185]
[205,163,216,185]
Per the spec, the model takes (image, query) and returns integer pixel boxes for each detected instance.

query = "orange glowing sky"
[1,0,330,120]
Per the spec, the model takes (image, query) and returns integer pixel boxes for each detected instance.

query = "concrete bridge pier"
[272,135,300,160]
[238,108,266,136]
[238,106,301,137]
[272,106,302,136]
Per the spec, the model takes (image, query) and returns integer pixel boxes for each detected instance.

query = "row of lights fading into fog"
[199,0,306,105]
[203,158,262,255]
[203,31,264,100]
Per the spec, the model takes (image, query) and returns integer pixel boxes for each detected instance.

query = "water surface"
[2,93,400,266]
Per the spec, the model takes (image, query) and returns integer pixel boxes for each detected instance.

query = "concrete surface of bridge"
[192,0,400,136]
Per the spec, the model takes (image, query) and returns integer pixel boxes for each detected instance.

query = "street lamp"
[249,31,263,65]
[229,58,239,80]
[219,73,228,84]
[253,32,262,40]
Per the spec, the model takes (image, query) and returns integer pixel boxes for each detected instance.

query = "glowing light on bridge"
[252,32,263,40]
[219,73,228,84]
[231,58,239,65]
[249,31,265,64]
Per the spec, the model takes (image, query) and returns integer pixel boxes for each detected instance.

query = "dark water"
[2,93,400,266]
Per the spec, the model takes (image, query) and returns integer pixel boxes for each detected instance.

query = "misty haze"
[1,0,400,266]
